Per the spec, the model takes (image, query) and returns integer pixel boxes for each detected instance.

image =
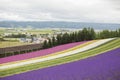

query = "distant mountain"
[0,21,120,30]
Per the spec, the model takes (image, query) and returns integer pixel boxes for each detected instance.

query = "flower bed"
[0,41,86,64]
[1,48,120,80]
[0,38,114,70]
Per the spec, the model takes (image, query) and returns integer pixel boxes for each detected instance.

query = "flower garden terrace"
[0,38,120,79]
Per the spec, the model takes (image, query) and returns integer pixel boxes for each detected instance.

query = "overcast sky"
[0,0,120,23]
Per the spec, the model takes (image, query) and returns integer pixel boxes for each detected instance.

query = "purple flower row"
[1,48,120,80]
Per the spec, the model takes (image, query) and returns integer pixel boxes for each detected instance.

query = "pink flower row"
[0,41,87,64]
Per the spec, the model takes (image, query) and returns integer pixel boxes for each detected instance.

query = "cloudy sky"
[0,0,120,23]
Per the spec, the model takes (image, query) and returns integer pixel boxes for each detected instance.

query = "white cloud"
[0,0,120,23]
[0,13,26,21]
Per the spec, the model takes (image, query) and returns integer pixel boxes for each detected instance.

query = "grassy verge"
[0,38,120,77]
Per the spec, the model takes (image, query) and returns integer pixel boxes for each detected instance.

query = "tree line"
[4,33,27,38]
[43,28,120,49]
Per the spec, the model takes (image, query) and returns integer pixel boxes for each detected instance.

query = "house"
[19,38,32,43]
[4,33,12,36]
[19,38,26,42]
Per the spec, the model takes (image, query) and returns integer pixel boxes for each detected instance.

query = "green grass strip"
[0,38,120,77]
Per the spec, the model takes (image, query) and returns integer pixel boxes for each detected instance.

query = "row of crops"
[0,41,86,64]
[0,43,42,58]
[0,38,120,80]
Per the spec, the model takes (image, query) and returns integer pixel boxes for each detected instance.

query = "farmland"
[0,38,113,70]
[0,28,120,80]
[0,41,87,63]
[0,43,42,58]
[0,28,57,35]
[0,41,32,48]
[0,28,57,56]
[0,28,62,49]
[0,0,120,79]
[0,28,6,34]
[26,29,56,34]
[0,38,120,78]
[1,48,120,80]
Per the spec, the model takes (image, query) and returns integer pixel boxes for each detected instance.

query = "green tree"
[81,28,89,40]
[52,36,56,46]
[48,38,52,48]
[118,29,120,37]
[89,28,95,40]
[56,34,62,45]
[43,40,48,49]
[77,30,82,41]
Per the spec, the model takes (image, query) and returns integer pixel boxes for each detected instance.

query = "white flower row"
[0,38,115,70]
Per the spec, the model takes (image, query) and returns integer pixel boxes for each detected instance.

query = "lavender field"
[1,48,120,80]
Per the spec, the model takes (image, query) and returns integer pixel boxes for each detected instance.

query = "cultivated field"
[2,48,120,80]
[0,38,120,79]
[0,41,31,48]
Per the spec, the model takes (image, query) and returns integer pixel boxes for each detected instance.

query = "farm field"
[0,41,31,48]
[0,28,18,34]
[0,28,60,48]
[0,38,120,78]
[0,41,87,63]
[1,48,120,80]
[0,29,6,34]
[0,28,59,35]
[26,29,57,34]
[0,38,113,70]
[0,0,120,80]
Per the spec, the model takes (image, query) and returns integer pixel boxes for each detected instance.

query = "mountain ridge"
[0,21,120,30]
